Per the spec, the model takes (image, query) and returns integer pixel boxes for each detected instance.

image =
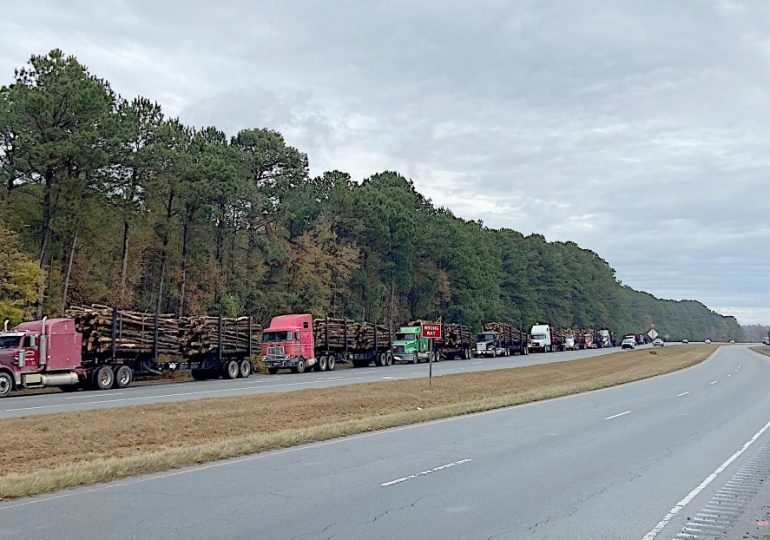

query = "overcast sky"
[2,0,769,324]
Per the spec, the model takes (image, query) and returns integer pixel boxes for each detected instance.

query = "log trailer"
[261,314,392,373]
[475,322,528,357]
[0,314,257,397]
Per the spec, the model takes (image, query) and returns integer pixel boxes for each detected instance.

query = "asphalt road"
[0,345,640,418]
[2,344,768,540]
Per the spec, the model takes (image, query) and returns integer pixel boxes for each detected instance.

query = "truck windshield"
[395,333,417,341]
[477,333,495,342]
[262,331,294,342]
[532,334,546,340]
[0,336,21,349]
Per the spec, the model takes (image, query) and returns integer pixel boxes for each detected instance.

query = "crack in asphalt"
[290,520,338,540]
[363,495,431,525]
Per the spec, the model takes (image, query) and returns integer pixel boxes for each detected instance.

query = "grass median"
[0,344,717,500]
[750,346,770,358]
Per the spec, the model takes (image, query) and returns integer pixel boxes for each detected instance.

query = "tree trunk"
[155,189,174,359]
[36,168,55,318]
[120,219,130,302]
[61,225,79,314]
[178,216,189,317]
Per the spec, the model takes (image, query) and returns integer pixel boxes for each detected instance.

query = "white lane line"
[728,374,731,377]
[710,380,718,385]
[604,410,631,420]
[65,392,124,400]
[677,392,690,397]
[380,459,472,487]
[641,417,770,540]
[471,361,484,364]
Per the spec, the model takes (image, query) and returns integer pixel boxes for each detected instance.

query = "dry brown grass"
[751,346,770,358]
[0,345,717,499]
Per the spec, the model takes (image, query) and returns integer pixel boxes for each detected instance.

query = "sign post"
[421,321,442,386]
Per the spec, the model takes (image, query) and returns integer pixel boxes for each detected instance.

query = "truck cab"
[529,324,553,352]
[392,326,434,363]
[475,331,503,357]
[0,318,82,397]
[563,335,576,351]
[261,314,315,373]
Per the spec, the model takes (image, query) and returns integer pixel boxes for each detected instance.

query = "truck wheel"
[239,359,252,378]
[327,355,336,371]
[268,367,279,375]
[385,352,393,366]
[192,368,208,380]
[94,365,114,390]
[0,372,13,397]
[223,360,239,379]
[113,365,132,388]
[296,358,306,373]
[317,355,328,372]
[375,353,384,367]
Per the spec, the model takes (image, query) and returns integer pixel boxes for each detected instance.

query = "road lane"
[1,345,767,539]
[0,344,649,418]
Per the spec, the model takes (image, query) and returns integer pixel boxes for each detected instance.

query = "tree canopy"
[0,50,744,340]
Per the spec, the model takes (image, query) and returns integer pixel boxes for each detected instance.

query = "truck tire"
[375,353,384,367]
[223,360,239,379]
[94,365,114,390]
[0,372,13,397]
[113,365,132,388]
[296,358,306,373]
[317,355,328,372]
[239,359,252,378]
[327,355,336,371]
[268,367,279,374]
[192,368,208,380]
[385,352,393,366]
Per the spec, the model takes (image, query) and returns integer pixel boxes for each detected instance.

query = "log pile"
[65,305,260,358]
[437,323,472,349]
[483,322,525,342]
[313,318,390,352]
[179,316,259,356]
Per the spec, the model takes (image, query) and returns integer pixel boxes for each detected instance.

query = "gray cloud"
[2,0,769,323]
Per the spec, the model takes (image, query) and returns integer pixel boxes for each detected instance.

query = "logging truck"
[261,314,392,373]
[0,315,256,397]
[475,322,528,357]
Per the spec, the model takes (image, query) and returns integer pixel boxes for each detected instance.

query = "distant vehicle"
[682,339,689,344]
[563,335,576,351]
[598,329,614,348]
[763,337,770,345]
[705,339,712,344]
[729,339,735,344]
[621,337,636,350]
[529,324,554,353]
[653,338,664,347]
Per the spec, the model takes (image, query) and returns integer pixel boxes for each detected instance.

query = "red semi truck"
[0,316,255,397]
[261,314,392,374]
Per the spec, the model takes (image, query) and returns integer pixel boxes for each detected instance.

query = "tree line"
[0,50,744,341]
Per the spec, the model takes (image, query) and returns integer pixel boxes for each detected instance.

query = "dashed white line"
[65,392,124,400]
[604,410,631,420]
[641,417,770,539]
[677,392,690,397]
[710,380,718,385]
[380,459,472,487]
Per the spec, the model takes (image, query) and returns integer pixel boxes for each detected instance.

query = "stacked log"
[179,316,260,356]
[483,322,525,342]
[313,318,390,352]
[437,323,472,349]
[65,305,260,358]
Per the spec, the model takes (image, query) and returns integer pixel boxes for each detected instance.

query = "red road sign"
[421,322,442,339]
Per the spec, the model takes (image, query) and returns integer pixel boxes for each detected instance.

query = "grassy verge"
[0,345,717,500]
[750,346,770,358]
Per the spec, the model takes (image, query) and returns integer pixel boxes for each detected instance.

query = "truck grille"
[268,346,285,356]
[392,345,405,354]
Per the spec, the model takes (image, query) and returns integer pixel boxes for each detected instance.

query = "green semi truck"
[391,325,439,364]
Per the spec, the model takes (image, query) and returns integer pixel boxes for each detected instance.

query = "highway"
[2,345,769,539]
[0,345,634,418]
